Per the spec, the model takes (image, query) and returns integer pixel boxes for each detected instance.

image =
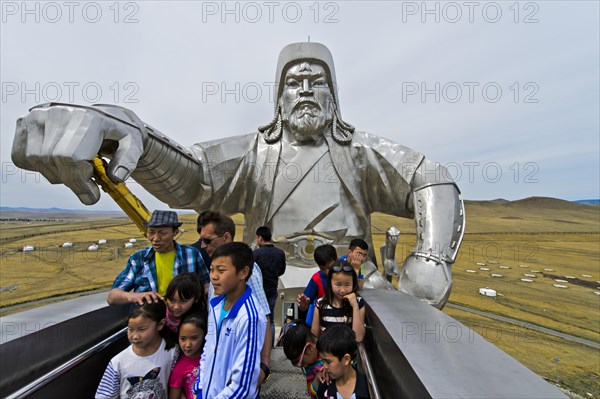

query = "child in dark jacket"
[283,320,325,399]
[316,324,370,399]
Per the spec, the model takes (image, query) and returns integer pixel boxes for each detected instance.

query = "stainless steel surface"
[361,289,568,399]
[357,342,382,399]
[5,327,127,399]
[1,292,110,344]
[12,42,464,307]
[1,303,130,398]
[380,226,400,279]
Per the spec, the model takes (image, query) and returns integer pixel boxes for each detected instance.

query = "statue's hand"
[383,258,399,277]
[398,254,452,309]
[12,104,144,205]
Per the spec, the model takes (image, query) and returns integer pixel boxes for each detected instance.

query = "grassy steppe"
[1,198,599,396]
[370,198,600,397]
[0,214,224,306]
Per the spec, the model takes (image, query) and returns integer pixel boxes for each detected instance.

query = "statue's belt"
[273,230,357,265]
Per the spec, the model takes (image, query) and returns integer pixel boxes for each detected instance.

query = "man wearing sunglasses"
[196,211,274,385]
[190,211,215,270]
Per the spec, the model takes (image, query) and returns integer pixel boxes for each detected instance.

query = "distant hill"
[458,197,600,234]
[509,196,586,209]
[510,196,599,209]
[1,197,598,222]
[0,206,197,218]
[465,197,599,210]
[0,206,122,214]
[573,199,600,205]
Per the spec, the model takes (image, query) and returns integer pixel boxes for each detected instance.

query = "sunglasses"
[331,264,354,272]
[292,342,310,368]
[200,234,224,245]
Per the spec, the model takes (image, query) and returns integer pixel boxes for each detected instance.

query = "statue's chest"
[270,153,363,236]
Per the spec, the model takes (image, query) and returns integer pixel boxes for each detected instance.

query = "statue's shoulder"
[191,132,258,163]
[350,130,424,160]
[193,132,257,150]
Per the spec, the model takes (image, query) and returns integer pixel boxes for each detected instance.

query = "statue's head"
[259,42,354,144]
[278,61,334,143]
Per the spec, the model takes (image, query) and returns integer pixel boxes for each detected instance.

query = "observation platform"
[0,286,567,398]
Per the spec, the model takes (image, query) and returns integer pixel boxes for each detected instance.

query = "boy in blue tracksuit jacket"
[194,242,266,399]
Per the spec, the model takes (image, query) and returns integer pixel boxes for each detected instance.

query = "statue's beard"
[284,101,332,142]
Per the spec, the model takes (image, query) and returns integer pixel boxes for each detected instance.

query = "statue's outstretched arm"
[11,103,203,208]
[398,158,465,309]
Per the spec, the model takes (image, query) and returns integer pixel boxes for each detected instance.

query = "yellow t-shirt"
[155,250,176,296]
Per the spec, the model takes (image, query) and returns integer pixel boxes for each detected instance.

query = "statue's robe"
[189,131,426,261]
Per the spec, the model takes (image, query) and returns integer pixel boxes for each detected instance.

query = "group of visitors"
[284,240,370,399]
[95,209,370,399]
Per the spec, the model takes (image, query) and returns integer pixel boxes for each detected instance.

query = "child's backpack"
[305,273,326,326]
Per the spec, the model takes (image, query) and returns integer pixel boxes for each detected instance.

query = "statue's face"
[279,62,334,142]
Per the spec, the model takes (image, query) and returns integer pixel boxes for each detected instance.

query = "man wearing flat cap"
[107,210,209,305]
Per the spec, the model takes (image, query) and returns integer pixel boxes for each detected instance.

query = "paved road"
[447,303,600,349]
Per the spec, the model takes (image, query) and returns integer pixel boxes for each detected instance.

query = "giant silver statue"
[12,42,464,308]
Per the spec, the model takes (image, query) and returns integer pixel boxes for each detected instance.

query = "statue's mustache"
[292,99,322,115]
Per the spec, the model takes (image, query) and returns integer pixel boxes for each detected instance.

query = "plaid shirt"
[112,241,209,292]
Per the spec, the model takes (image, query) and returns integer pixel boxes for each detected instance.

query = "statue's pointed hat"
[261,42,353,144]
[274,42,341,116]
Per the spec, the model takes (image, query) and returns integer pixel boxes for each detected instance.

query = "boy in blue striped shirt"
[194,242,266,398]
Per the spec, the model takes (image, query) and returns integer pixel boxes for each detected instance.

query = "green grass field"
[1,198,598,396]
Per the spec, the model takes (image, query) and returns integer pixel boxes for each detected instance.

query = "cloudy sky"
[1,1,598,212]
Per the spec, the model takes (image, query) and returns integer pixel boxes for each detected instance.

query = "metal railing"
[5,327,127,399]
[357,341,382,399]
